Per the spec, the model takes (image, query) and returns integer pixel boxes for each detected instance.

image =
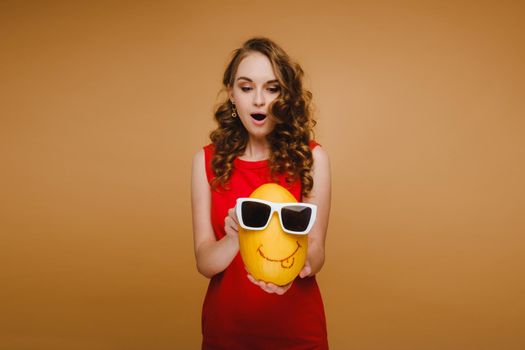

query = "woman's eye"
[240,86,280,93]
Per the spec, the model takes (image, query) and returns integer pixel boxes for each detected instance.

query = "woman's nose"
[253,89,265,107]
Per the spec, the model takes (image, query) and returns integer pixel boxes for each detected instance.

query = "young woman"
[191,37,331,349]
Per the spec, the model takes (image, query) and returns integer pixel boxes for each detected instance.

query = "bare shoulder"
[192,148,206,175]
[305,144,331,203]
[312,145,330,170]
[193,148,205,166]
[192,148,210,197]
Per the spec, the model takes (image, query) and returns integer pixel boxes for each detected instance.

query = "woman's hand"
[245,260,312,295]
[224,207,239,239]
[299,260,312,278]
[246,273,293,295]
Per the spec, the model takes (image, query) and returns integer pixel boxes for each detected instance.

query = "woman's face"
[229,52,281,140]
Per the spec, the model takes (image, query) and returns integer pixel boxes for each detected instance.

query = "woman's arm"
[191,149,239,278]
[301,145,332,277]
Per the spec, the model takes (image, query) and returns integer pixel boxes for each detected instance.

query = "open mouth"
[250,113,267,121]
[256,241,302,269]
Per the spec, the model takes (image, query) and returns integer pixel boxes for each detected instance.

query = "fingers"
[224,216,239,236]
[269,282,292,295]
[246,272,293,295]
[224,208,239,237]
[228,207,239,225]
[299,261,312,278]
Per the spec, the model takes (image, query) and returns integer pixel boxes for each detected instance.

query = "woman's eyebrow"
[236,76,279,84]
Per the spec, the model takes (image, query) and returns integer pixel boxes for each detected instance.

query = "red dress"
[201,141,328,350]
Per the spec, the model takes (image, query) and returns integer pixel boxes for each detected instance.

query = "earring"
[231,102,237,118]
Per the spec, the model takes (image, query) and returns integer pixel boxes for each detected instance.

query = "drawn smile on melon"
[256,241,302,269]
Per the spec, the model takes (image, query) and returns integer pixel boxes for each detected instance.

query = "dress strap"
[309,140,321,150]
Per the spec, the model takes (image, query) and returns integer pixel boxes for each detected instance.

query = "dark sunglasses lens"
[241,201,271,228]
[281,206,312,232]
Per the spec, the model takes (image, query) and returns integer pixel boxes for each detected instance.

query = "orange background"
[1,1,524,349]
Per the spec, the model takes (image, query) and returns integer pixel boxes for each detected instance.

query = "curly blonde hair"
[210,37,317,197]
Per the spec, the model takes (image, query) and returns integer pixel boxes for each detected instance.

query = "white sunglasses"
[236,198,317,235]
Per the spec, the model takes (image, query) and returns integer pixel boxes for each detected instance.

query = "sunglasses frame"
[236,198,317,235]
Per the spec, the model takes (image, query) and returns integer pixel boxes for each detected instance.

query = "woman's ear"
[227,86,234,103]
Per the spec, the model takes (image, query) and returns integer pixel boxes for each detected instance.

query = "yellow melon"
[238,184,308,286]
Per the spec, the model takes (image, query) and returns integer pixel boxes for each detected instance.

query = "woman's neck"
[240,138,270,161]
